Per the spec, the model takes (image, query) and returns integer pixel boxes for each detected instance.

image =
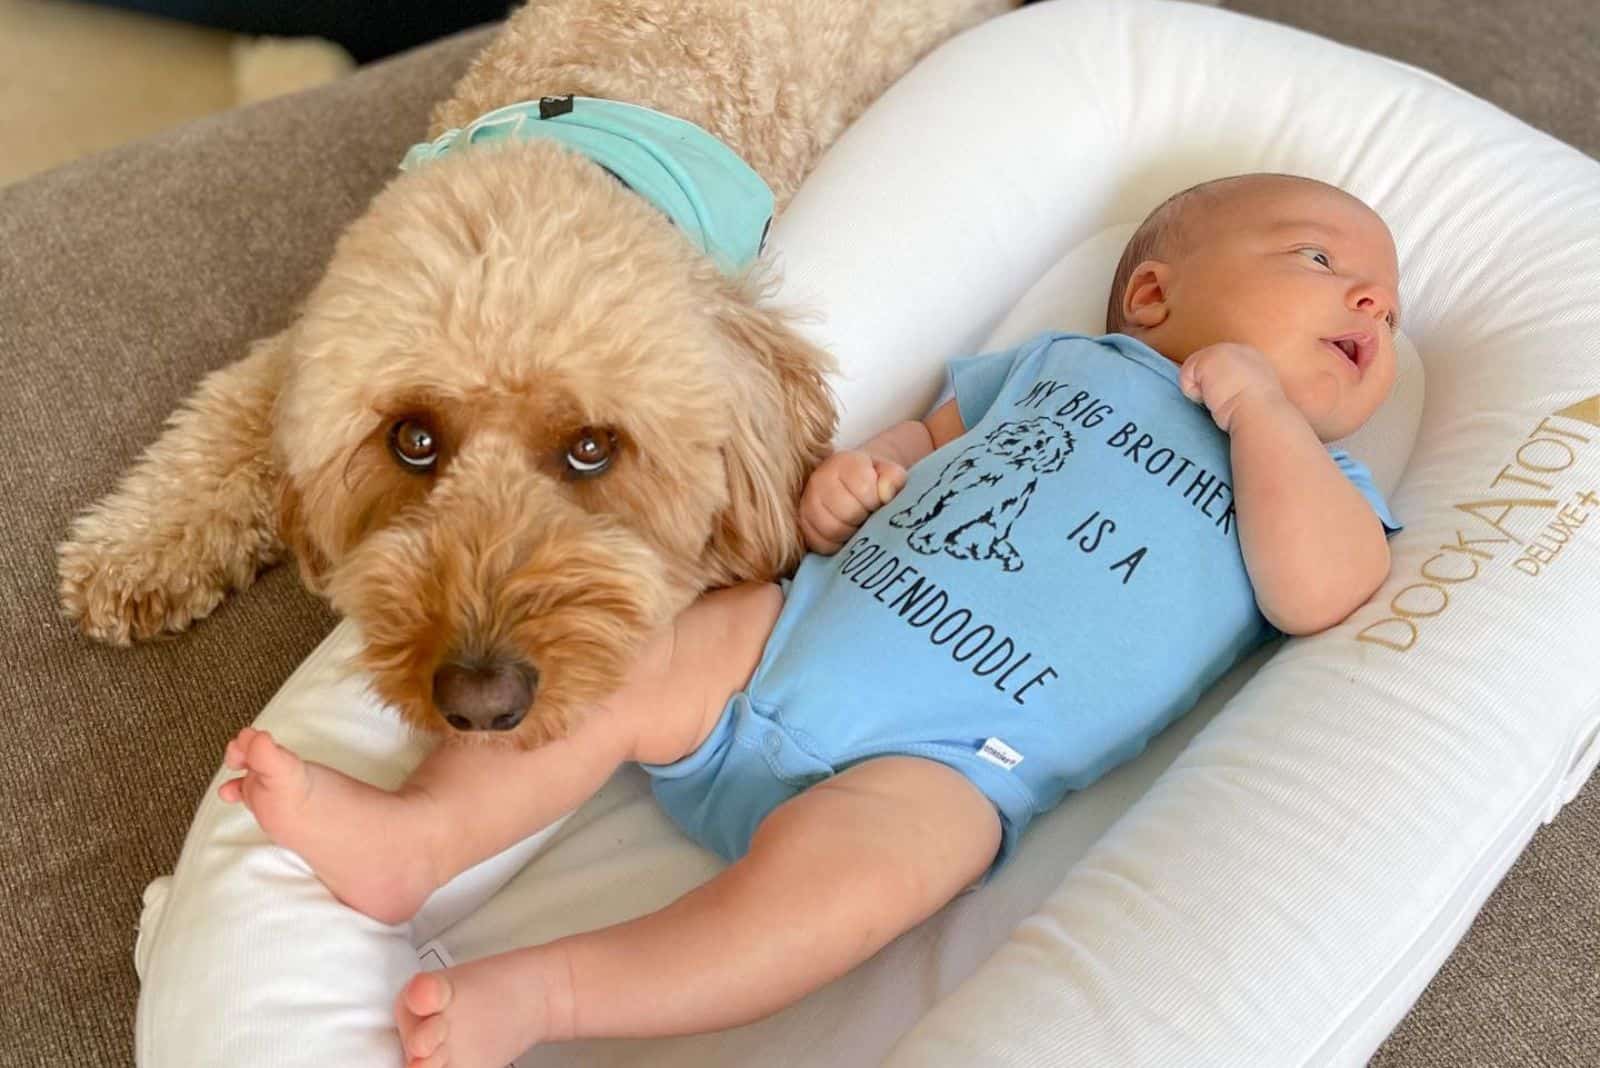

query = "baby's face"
[1152,181,1400,441]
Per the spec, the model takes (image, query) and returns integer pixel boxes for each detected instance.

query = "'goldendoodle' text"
[836,537,1059,705]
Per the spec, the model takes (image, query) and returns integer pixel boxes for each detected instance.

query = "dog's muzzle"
[431,656,541,732]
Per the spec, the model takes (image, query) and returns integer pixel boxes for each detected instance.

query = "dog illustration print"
[890,417,1073,571]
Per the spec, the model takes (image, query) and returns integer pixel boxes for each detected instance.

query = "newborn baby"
[220,172,1402,1068]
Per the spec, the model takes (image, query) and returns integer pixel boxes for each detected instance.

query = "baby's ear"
[1123,259,1172,328]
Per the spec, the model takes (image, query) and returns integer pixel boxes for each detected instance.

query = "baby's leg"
[395,756,1001,1067]
[219,581,783,925]
[217,721,632,925]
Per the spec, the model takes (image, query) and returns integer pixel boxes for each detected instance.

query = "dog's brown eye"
[389,418,439,471]
[565,427,616,478]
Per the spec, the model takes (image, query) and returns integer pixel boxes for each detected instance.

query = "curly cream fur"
[58,0,1014,745]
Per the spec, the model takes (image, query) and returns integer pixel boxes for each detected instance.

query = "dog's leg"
[58,336,290,644]
[985,485,1035,571]
[905,524,946,555]
[894,450,985,526]
[989,536,1023,572]
[888,485,942,529]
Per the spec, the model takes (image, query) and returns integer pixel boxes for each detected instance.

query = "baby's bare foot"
[219,727,441,924]
[397,950,570,1068]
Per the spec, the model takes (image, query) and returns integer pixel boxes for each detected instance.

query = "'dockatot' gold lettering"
[1356,395,1599,653]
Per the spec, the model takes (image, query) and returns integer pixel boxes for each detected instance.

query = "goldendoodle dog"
[57,0,1014,747]
[890,417,1073,571]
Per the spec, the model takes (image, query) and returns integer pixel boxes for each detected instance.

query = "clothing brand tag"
[977,737,1023,770]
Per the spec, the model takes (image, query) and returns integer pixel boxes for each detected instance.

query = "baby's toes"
[223,727,260,769]
[402,1011,449,1059]
[233,732,311,823]
[402,971,453,1017]
[406,1050,449,1068]
[241,729,299,782]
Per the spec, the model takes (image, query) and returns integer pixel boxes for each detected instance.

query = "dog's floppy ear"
[1038,421,1074,473]
[705,290,838,583]
[274,475,332,594]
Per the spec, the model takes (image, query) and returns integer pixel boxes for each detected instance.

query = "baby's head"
[1107,173,1400,441]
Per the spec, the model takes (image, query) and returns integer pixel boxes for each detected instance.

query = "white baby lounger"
[135,2,1600,1065]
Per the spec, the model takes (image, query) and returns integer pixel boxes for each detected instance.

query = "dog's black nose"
[431,657,538,732]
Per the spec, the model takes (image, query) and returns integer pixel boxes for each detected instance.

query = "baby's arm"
[1180,343,1389,635]
[800,399,965,553]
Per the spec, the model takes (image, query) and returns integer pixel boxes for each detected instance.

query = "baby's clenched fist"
[800,449,907,554]
[1178,341,1286,433]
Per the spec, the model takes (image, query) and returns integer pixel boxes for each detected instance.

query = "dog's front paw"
[57,513,238,645]
[906,528,942,555]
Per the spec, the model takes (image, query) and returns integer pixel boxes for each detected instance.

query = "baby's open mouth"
[1322,332,1372,372]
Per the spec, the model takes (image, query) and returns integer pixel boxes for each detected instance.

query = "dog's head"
[270,143,835,746]
[983,418,1074,474]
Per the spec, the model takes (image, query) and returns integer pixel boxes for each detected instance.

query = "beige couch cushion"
[0,28,488,1067]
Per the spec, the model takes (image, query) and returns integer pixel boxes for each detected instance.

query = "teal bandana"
[401,96,774,273]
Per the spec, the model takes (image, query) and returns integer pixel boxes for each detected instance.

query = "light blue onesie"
[645,332,1400,870]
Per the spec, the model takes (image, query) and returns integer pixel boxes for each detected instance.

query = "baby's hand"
[800,449,908,554]
[1178,342,1285,432]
